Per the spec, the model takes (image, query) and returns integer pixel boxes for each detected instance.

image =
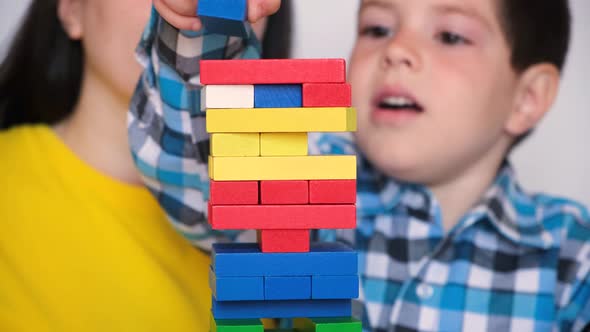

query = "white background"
[2,0,589,206]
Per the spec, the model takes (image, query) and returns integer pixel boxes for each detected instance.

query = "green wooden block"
[210,315,264,332]
[293,317,362,332]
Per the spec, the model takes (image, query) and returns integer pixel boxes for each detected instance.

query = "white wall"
[1,0,589,206]
[293,0,590,206]
[511,0,590,206]
[0,1,30,59]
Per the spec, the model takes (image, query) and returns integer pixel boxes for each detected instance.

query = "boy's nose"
[381,35,421,71]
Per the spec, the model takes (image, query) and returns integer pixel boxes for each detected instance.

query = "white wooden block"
[201,85,254,110]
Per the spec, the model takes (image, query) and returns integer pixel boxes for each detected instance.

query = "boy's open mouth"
[378,96,424,112]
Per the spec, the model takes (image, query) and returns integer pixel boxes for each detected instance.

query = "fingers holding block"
[197,0,249,37]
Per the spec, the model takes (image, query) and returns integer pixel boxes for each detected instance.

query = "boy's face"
[349,0,520,185]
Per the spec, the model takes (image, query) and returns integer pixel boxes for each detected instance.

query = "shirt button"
[416,283,434,300]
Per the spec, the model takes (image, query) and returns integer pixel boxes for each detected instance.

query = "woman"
[0,0,290,330]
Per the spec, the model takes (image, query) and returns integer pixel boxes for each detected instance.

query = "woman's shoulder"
[0,124,49,149]
[0,124,50,165]
[0,125,56,218]
[0,124,56,183]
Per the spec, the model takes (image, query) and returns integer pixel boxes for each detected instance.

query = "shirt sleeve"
[127,7,261,250]
[554,206,590,331]
[557,264,590,331]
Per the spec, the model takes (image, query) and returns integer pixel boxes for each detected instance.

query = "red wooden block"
[259,230,310,253]
[309,180,356,204]
[210,180,259,205]
[303,83,352,107]
[200,59,346,85]
[209,204,356,230]
[260,181,309,205]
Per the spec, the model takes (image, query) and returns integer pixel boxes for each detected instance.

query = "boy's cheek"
[349,51,380,99]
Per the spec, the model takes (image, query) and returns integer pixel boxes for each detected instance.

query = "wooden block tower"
[199,1,361,331]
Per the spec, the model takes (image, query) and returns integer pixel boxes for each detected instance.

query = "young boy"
[333,1,590,331]
[129,0,590,331]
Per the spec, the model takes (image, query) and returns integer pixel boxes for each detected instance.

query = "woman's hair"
[0,0,83,129]
[261,0,292,59]
[0,0,293,130]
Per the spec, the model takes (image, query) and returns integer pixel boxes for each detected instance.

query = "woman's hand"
[154,0,281,31]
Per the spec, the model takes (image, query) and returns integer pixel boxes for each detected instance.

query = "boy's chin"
[357,137,447,185]
[365,152,432,185]
[379,168,432,186]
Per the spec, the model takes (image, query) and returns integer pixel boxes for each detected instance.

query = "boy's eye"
[360,25,392,38]
[437,31,471,45]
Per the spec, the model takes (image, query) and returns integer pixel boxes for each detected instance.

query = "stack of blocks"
[199,1,361,331]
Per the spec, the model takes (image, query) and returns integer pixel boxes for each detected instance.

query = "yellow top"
[0,125,211,332]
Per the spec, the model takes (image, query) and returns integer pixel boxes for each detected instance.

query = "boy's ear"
[57,0,84,40]
[505,64,561,136]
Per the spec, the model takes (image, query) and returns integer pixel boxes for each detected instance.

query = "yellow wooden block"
[209,155,214,179]
[209,155,356,181]
[210,133,260,156]
[260,133,308,156]
[206,107,357,133]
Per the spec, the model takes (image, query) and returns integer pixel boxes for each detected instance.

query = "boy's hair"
[498,0,571,73]
[497,0,571,148]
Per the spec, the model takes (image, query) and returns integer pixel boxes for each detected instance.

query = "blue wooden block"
[312,275,359,299]
[265,276,311,300]
[197,0,248,37]
[254,85,302,108]
[211,298,351,319]
[210,267,264,301]
[212,242,357,277]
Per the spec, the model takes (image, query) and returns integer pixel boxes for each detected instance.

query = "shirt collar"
[471,162,556,249]
[360,158,556,250]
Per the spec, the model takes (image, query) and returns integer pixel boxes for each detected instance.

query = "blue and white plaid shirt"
[128,9,590,331]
